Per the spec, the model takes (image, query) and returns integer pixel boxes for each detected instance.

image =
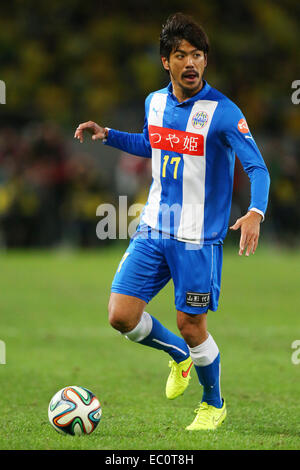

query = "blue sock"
[125,312,189,363]
[193,353,222,408]
[189,334,222,408]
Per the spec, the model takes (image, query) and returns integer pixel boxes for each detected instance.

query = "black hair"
[159,12,209,59]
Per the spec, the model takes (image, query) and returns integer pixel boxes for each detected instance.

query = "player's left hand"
[230,211,262,256]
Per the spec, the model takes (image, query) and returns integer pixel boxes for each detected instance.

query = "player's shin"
[189,334,222,408]
[124,311,189,363]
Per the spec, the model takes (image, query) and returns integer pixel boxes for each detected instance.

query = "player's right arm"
[74,121,107,143]
[74,117,151,158]
[75,94,153,158]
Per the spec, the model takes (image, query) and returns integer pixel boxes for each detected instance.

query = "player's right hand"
[74,121,107,143]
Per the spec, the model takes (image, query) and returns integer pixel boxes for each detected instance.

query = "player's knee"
[177,312,208,346]
[108,299,132,333]
[178,320,194,341]
[108,293,146,333]
[108,303,125,332]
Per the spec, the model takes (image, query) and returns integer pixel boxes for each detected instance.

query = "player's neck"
[171,79,204,103]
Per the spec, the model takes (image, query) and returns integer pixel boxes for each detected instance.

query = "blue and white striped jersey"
[104,80,270,244]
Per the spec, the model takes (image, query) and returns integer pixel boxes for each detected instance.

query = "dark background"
[0,0,299,248]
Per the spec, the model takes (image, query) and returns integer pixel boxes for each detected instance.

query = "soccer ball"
[48,385,102,436]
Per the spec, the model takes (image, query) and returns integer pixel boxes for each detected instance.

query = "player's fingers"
[239,231,248,256]
[245,235,255,257]
[75,121,95,135]
[74,129,83,143]
[77,121,95,130]
[252,235,259,255]
[230,218,241,230]
[74,124,88,142]
[74,122,97,143]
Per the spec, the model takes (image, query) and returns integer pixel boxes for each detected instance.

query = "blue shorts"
[111,232,223,314]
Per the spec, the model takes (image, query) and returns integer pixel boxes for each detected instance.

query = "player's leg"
[177,310,222,408]
[166,241,226,429]
[108,234,190,364]
[108,292,146,333]
[177,310,226,430]
[108,292,189,363]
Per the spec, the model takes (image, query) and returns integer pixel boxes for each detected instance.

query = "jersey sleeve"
[103,101,152,158]
[220,103,270,218]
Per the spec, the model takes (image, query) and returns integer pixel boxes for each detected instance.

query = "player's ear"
[204,53,208,68]
[161,56,170,72]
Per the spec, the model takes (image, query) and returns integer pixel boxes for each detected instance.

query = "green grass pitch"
[0,245,299,450]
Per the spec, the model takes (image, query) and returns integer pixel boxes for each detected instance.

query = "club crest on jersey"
[237,118,250,134]
[192,111,209,129]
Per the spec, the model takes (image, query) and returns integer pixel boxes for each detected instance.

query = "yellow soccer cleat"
[185,400,227,431]
[166,356,193,400]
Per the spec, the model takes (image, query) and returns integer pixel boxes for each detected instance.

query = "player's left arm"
[222,104,270,256]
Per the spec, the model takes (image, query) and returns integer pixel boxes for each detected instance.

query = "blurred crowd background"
[0,0,299,248]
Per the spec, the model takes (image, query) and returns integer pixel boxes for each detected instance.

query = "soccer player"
[74,13,270,430]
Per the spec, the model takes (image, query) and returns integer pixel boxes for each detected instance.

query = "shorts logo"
[186,292,210,307]
[237,118,250,134]
[192,111,209,129]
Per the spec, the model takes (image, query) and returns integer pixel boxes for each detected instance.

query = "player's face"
[161,39,207,101]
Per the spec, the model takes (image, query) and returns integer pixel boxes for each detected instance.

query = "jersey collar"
[167,79,211,105]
